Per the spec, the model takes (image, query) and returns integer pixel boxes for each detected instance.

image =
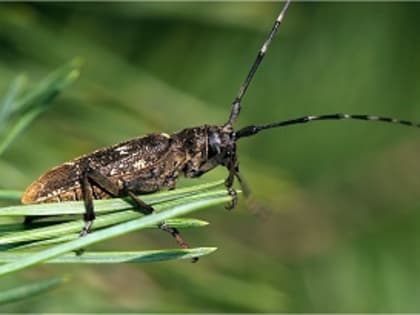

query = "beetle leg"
[123,178,194,253]
[158,222,198,263]
[224,170,238,210]
[80,167,153,237]
[234,170,251,197]
[224,165,268,217]
[226,188,238,210]
[158,222,188,248]
[80,172,95,236]
[125,191,154,214]
[85,168,120,195]
[86,168,153,215]
[189,160,238,210]
[85,168,192,253]
[184,160,217,178]
[234,169,271,219]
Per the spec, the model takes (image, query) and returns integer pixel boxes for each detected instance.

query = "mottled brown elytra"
[22,0,420,251]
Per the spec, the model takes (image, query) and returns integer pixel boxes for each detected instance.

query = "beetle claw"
[79,220,93,237]
[225,187,238,210]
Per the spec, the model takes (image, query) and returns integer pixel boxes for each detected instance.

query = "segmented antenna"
[236,113,420,139]
[225,0,291,128]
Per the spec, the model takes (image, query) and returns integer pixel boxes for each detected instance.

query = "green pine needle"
[1,217,209,248]
[0,181,231,276]
[0,247,217,264]
[0,277,66,305]
[0,180,224,216]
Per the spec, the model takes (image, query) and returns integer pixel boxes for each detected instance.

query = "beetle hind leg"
[158,222,198,263]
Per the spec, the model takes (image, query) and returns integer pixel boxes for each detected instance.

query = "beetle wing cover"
[21,134,172,204]
[21,163,79,204]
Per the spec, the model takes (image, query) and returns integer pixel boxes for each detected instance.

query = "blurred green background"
[1,1,420,312]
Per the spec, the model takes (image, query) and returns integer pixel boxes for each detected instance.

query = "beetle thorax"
[173,126,236,178]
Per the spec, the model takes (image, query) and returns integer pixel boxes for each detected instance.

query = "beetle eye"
[208,131,221,158]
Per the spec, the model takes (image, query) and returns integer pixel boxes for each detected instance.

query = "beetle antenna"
[225,0,291,128]
[236,113,420,139]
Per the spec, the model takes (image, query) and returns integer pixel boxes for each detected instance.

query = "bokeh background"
[1,1,420,312]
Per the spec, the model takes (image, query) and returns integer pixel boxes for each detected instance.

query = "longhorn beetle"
[22,0,420,250]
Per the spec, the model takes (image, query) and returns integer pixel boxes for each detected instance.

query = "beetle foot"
[79,220,93,237]
[225,187,237,210]
[75,221,94,256]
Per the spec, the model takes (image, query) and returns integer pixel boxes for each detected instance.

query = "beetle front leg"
[186,159,239,210]
[224,165,253,210]
[233,170,271,219]
[224,170,238,210]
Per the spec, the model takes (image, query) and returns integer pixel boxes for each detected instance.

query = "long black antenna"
[225,0,291,128]
[236,113,420,139]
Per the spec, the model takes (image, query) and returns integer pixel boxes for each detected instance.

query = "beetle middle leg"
[82,168,192,251]
[224,165,269,217]
[80,172,95,236]
[122,176,194,252]
[230,168,271,219]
